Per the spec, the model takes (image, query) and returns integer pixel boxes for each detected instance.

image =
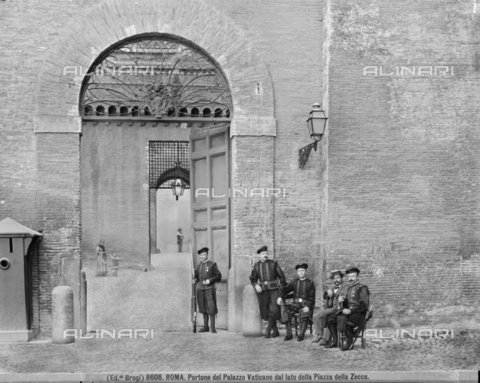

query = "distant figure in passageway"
[193,247,222,333]
[177,228,184,253]
[96,240,107,276]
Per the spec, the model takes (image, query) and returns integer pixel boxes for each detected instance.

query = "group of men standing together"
[193,245,370,351]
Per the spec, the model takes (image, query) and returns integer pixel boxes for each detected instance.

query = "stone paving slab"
[0,330,478,374]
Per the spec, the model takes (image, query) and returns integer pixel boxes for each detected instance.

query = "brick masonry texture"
[323,0,480,327]
[209,0,325,305]
[35,133,81,337]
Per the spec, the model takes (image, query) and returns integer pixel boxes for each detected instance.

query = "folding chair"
[338,303,374,350]
[292,311,313,337]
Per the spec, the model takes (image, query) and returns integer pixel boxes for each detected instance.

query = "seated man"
[312,270,348,345]
[326,266,369,351]
[277,263,315,341]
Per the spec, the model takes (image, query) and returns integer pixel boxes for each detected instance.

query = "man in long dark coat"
[193,247,222,333]
[278,263,316,341]
[249,245,286,338]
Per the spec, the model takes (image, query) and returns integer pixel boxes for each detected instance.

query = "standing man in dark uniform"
[249,245,286,338]
[193,247,222,333]
[278,263,316,341]
[326,266,369,351]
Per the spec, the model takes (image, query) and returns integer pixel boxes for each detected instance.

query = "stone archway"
[34,0,276,332]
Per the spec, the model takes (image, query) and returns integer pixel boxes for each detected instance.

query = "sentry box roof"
[0,217,43,238]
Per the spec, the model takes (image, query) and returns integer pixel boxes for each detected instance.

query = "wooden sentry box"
[0,218,42,342]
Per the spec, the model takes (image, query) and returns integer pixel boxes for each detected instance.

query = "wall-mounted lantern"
[299,103,328,168]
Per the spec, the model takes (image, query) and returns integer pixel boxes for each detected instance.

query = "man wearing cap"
[326,267,369,351]
[277,263,316,341]
[193,247,222,333]
[312,270,348,346]
[249,245,286,338]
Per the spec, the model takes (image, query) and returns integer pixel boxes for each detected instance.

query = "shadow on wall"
[156,189,191,253]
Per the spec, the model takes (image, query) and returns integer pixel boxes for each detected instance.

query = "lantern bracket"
[298,141,319,169]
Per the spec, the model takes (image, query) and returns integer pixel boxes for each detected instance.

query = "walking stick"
[190,242,197,333]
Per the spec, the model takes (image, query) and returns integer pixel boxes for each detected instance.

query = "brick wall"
[36,133,81,337]
[324,0,480,327]
[207,0,325,300]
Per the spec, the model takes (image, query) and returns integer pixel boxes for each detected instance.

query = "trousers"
[257,289,281,321]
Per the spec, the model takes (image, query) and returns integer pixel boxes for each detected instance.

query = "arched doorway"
[80,34,232,265]
[79,34,232,329]
[34,0,276,334]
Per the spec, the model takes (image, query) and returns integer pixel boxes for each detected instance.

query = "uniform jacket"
[282,278,316,311]
[249,259,286,288]
[194,260,222,290]
[344,281,369,314]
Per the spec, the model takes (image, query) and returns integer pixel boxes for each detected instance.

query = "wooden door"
[190,124,230,328]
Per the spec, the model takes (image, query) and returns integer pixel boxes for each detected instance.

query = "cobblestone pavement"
[0,329,478,373]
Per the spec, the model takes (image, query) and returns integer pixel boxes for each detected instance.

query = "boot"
[318,338,329,346]
[210,315,217,334]
[297,320,308,341]
[341,327,354,351]
[325,324,338,348]
[198,314,209,332]
[271,321,280,338]
[265,318,274,338]
[284,320,293,341]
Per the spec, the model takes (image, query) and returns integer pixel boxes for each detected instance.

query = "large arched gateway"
[79,35,234,328]
[33,0,277,335]
[79,35,233,266]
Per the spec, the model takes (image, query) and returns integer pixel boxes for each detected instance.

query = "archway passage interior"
[80,35,232,269]
[79,34,232,331]
[149,141,191,255]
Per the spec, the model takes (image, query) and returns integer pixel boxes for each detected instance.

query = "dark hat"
[295,263,308,270]
[329,269,344,279]
[345,267,360,275]
[257,245,268,254]
[197,247,209,255]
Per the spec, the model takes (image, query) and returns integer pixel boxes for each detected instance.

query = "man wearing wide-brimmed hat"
[278,263,316,341]
[249,245,286,339]
[312,269,348,346]
[193,247,222,333]
[326,266,370,351]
